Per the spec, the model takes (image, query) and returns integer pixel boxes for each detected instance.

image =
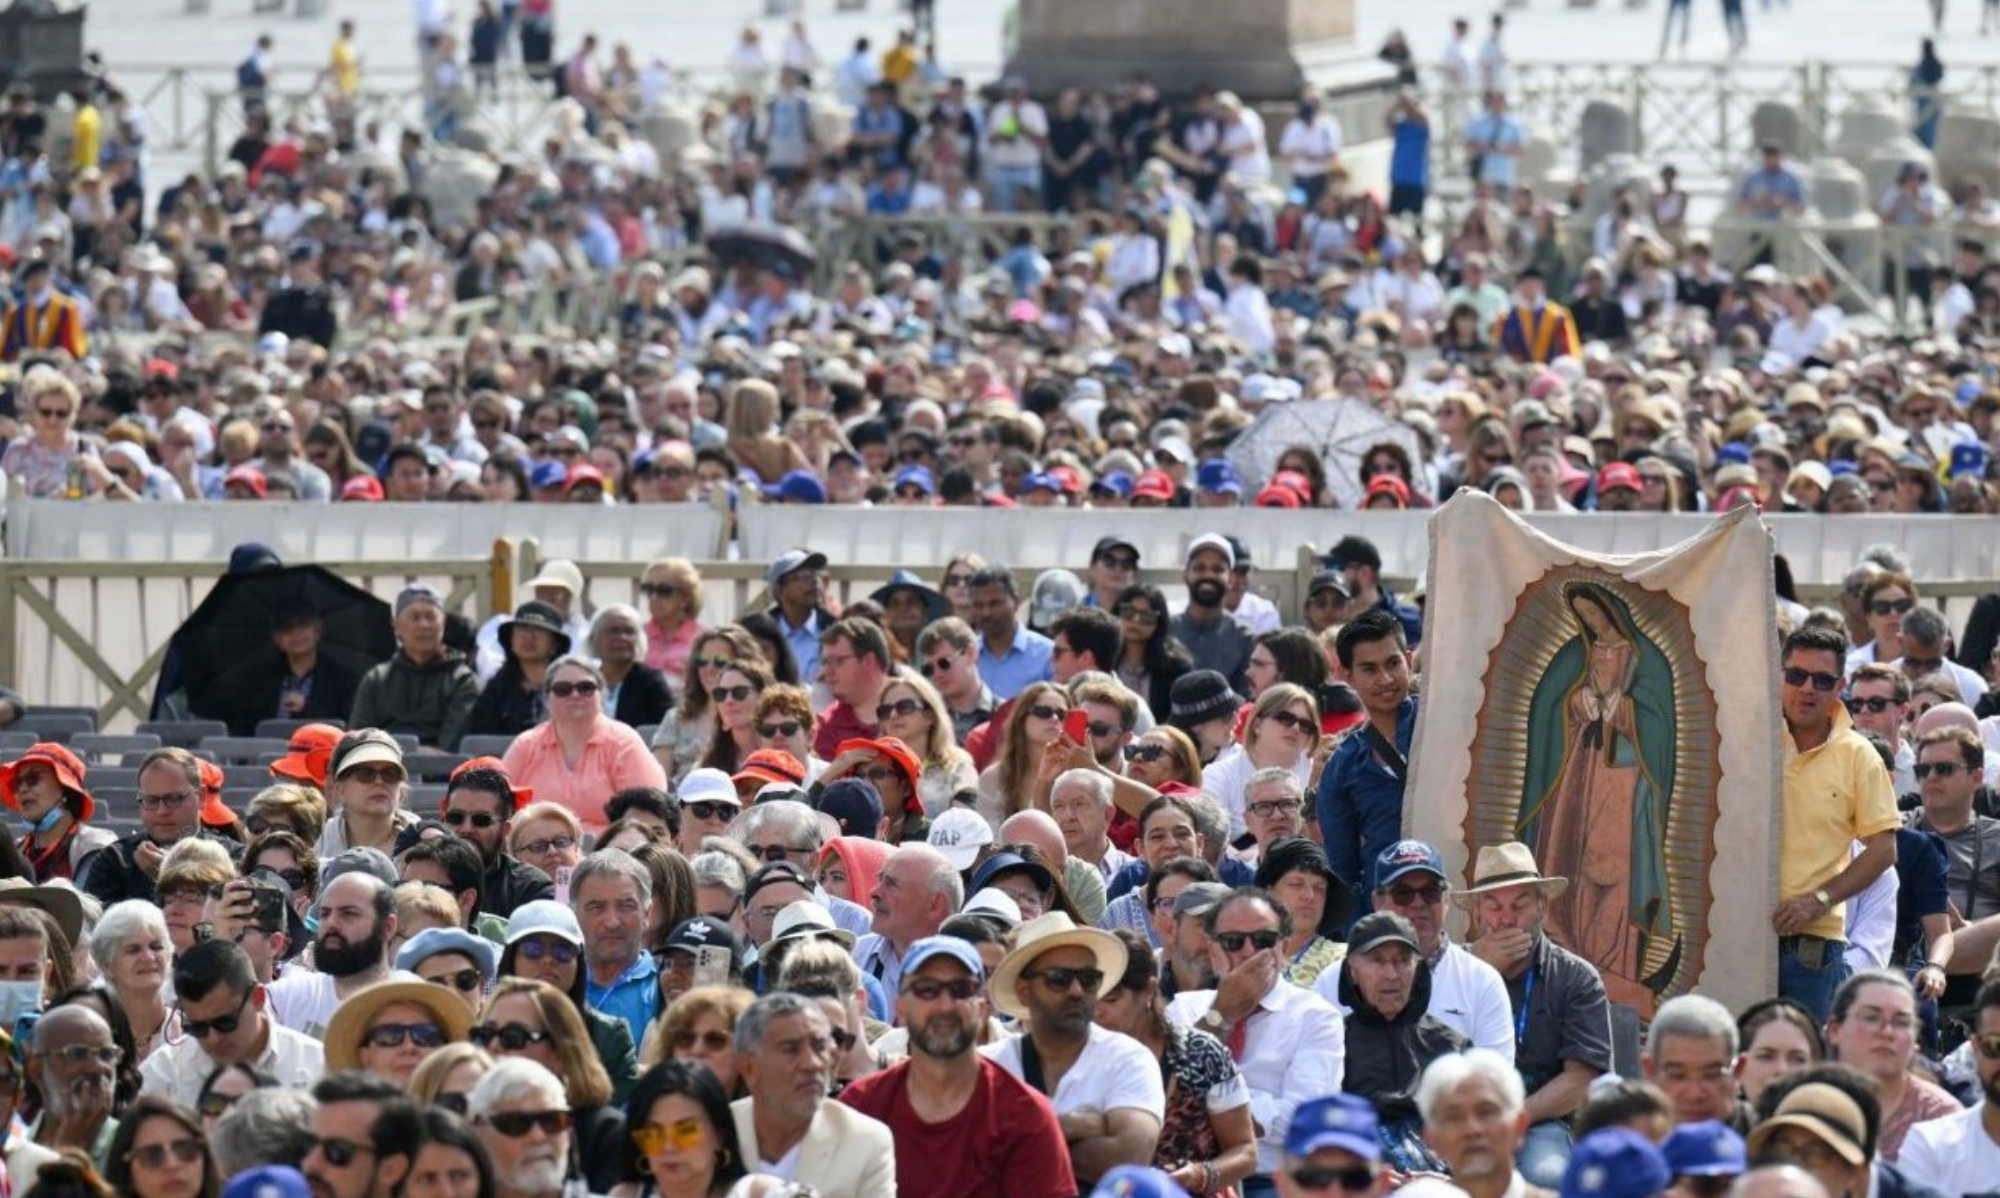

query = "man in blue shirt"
[1735,143,1806,221]
[1387,90,1431,222]
[573,851,660,1046]
[765,549,836,683]
[1464,90,1522,191]
[1318,609,1419,926]
[969,565,1053,700]
[1325,535,1423,647]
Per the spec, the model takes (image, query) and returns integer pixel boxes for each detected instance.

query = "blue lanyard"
[1515,963,1538,1045]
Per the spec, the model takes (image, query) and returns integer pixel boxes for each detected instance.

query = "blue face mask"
[28,805,64,834]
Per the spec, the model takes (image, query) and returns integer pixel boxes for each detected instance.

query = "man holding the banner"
[1775,626,1900,1022]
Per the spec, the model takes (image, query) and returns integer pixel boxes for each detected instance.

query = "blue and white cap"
[1283,1094,1380,1162]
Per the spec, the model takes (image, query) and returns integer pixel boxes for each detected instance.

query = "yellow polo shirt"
[1782,704,1900,939]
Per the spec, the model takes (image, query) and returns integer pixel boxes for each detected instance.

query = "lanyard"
[1515,963,1538,1045]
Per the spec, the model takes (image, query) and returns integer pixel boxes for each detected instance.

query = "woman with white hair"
[589,604,674,730]
[89,899,173,1053]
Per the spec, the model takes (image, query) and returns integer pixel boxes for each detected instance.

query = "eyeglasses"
[435,1093,470,1116]
[480,1110,573,1137]
[1095,554,1139,572]
[1915,761,1967,780]
[471,1022,556,1050]
[1870,597,1916,616]
[1385,882,1446,907]
[1971,1033,2000,1059]
[340,765,405,785]
[671,1029,732,1052]
[1123,743,1167,762]
[518,835,575,856]
[639,583,683,599]
[876,698,924,721]
[34,1044,119,1067]
[919,656,956,678]
[1215,930,1283,953]
[1262,710,1315,734]
[693,656,735,671]
[424,968,483,993]
[745,843,808,863]
[904,977,981,1001]
[1026,704,1068,722]
[1288,1164,1377,1192]
[197,1091,242,1119]
[684,801,736,822]
[516,939,578,965]
[1845,1008,1918,1034]
[1845,696,1898,713]
[759,720,805,739]
[1902,656,1943,674]
[444,809,498,828]
[1115,605,1161,626]
[1025,967,1104,993]
[128,1138,204,1170]
[862,764,902,786]
[1246,798,1302,819]
[631,1118,707,1156]
[138,790,193,811]
[1782,667,1840,692]
[549,680,600,699]
[364,1022,445,1049]
[179,992,252,1040]
[943,573,974,588]
[712,685,758,703]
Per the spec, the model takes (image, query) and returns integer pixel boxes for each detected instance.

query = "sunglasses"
[712,684,758,703]
[1385,882,1445,906]
[1114,606,1161,626]
[481,1110,572,1137]
[1027,704,1069,722]
[693,656,735,671]
[180,993,251,1040]
[1870,597,1916,616]
[1845,696,1897,714]
[876,698,925,721]
[639,583,683,599]
[631,1118,707,1156]
[943,573,974,588]
[518,835,575,856]
[470,1022,555,1050]
[1915,761,1967,779]
[1095,554,1139,571]
[340,765,405,786]
[364,1022,444,1050]
[197,1092,242,1119]
[308,1137,376,1169]
[904,977,981,1001]
[425,968,484,993]
[549,680,600,699]
[516,938,578,965]
[685,801,736,822]
[745,844,806,862]
[1262,710,1315,734]
[1025,966,1104,993]
[758,720,805,739]
[1215,930,1283,953]
[1782,667,1841,692]
[671,1029,732,1052]
[435,1093,470,1116]
[444,809,498,828]
[919,655,955,678]
[129,1138,204,1170]
[1289,1165,1377,1192]
[1123,743,1167,762]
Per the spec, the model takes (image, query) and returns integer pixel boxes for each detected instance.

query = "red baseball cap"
[1271,470,1314,500]
[269,724,345,790]
[1365,475,1412,508]
[1047,464,1085,495]
[448,755,533,808]
[197,757,232,827]
[1598,462,1643,493]
[733,749,808,792]
[0,743,93,823]
[1253,483,1302,509]
[224,465,268,499]
[339,475,385,503]
[563,464,607,495]
[1132,470,1175,501]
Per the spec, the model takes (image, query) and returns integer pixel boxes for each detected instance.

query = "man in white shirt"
[1279,96,1342,204]
[1417,1049,1539,1198]
[984,78,1048,214]
[1897,978,2000,1194]
[986,913,1164,1188]
[1478,14,1510,95]
[1050,769,1134,882]
[1225,255,1276,355]
[1895,606,1990,708]
[1167,889,1346,1185]
[1439,18,1474,94]
[1215,92,1270,184]
[265,866,398,1039]
[139,939,324,1105]
[1321,840,1514,1059]
[730,993,895,1198]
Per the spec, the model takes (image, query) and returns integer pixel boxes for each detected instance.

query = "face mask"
[0,980,42,1032]
[28,805,64,834]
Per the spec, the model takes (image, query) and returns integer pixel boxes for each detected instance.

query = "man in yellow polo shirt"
[1777,626,1899,1022]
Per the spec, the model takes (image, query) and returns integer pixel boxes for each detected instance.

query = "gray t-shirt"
[1917,814,2000,920]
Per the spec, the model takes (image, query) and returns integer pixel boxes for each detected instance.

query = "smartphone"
[1063,709,1091,746]
[553,865,573,906]
[693,945,732,988]
[246,881,288,931]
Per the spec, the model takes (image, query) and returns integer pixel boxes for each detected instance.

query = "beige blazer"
[729,1096,897,1198]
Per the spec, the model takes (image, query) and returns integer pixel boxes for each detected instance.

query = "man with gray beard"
[840,937,1074,1198]
[470,1059,578,1198]
[25,1005,117,1165]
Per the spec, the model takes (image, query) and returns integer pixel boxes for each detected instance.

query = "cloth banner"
[1404,492,1781,1015]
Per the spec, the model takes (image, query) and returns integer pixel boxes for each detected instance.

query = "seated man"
[1332,912,1467,1173]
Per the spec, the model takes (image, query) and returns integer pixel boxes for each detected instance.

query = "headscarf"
[818,836,894,909]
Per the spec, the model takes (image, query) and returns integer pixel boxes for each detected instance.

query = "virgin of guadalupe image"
[1515,580,1682,1008]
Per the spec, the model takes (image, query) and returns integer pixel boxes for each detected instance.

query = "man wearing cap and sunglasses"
[441,760,554,919]
[1275,1094,1390,1198]
[350,585,478,751]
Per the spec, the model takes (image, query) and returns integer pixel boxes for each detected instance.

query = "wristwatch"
[1812,888,1832,909]
[1196,1007,1230,1038]
[192,922,216,944]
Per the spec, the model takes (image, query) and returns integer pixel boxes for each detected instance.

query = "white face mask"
[0,979,42,1033]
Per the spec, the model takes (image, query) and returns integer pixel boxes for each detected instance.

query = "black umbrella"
[155,565,396,729]
[706,222,819,278]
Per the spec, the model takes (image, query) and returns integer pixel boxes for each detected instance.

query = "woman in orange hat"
[2,742,113,883]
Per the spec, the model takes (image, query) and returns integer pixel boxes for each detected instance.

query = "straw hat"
[323,979,472,1072]
[1452,842,1569,904]
[988,912,1128,1020]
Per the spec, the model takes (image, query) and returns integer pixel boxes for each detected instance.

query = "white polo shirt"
[982,1022,1165,1120]
[1314,938,1515,1061]
[1896,1102,2000,1195]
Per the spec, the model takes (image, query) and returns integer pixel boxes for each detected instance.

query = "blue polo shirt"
[777,609,824,681]
[1317,696,1419,927]
[586,952,661,1047]
[977,627,1055,700]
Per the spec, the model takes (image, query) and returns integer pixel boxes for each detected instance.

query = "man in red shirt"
[813,618,891,760]
[841,936,1075,1198]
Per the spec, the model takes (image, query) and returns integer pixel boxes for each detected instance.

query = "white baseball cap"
[927,807,995,871]
[678,768,741,809]
[962,888,1023,927]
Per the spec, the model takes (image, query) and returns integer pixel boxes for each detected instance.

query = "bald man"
[29,1005,117,1162]
[1000,810,1108,924]
[854,845,963,998]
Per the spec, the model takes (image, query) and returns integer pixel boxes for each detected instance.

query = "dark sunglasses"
[1114,605,1161,626]
[685,801,736,822]
[692,655,735,671]
[1845,696,1898,714]
[425,968,484,993]
[480,1110,572,1137]
[1095,554,1139,571]
[1262,710,1315,734]
[364,1022,444,1050]
[129,1138,204,1169]
[435,1093,470,1116]
[943,573,974,588]
[1215,930,1283,953]
[1385,882,1445,907]
[180,993,251,1040]
[876,698,924,721]
[1084,720,1118,739]
[549,680,600,699]
[758,720,805,739]
[516,939,577,965]
[712,684,758,703]
[1289,1165,1376,1192]
[745,844,806,862]
[1782,667,1840,692]
[919,655,955,678]
[340,765,404,785]
[904,977,981,1001]
[197,1092,241,1119]
[470,1022,556,1050]
[1123,743,1167,762]
[671,1029,732,1052]
[307,1137,376,1169]
[1870,597,1916,616]
[1915,761,1967,780]
[444,809,499,828]
[639,583,683,599]
[1026,966,1104,993]
[1026,704,1068,722]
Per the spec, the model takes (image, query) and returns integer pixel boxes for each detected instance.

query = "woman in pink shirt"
[502,655,666,832]
[639,558,705,694]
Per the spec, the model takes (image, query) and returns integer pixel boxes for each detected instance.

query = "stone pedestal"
[1005,0,1358,101]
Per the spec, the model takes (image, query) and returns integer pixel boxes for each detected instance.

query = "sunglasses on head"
[550,680,599,699]
[1215,930,1283,953]
[1782,667,1840,692]
[758,720,804,739]
[684,801,736,822]
[364,1022,444,1050]
[1123,743,1167,762]
[129,1138,204,1170]
[516,938,577,965]
[444,809,499,828]
[876,698,924,721]
[424,968,483,993]
[1288,1164,1376,1192]
[480,1110,572,1137]
[1915,761,1967,780]
[1870,597,1916,616]
[904,977,981,1001]
[1026,966,1104,993]
[470,1022,555,1051]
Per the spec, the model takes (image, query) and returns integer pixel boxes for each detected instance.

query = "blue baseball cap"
[1195,459,1243,495]
[899,934,985,980]
[529,459,568,490]
[1284,1094,1380,1162]
[1373,839,1446,892]
[1559,1128,1672,1198]
[1663,1121,1747,1179]
[1087,1166,1192,1198]
[1020,470,1062,494]
[893,464,938,496]
[1828,459,1859,476]
[1715,442,1751,466]
[395,927,501,983]
[1956,377,1984,407]
[223,1167,312,1198]
[1950,442,1989,480]
[1091,470,1135,497]
[774,469,828,504]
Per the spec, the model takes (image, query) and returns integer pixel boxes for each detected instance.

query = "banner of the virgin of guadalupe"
[1405,493,1782,1015]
